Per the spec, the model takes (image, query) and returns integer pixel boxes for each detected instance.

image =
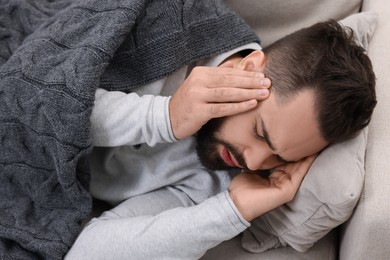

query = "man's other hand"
[228,154,317,222]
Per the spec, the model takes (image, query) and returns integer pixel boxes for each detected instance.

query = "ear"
[237,50,266,72]
[218,53,243,68]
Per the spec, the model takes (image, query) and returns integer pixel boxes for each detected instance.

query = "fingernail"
[246,99,257,106]
[260,79,270,86]
[258,89,269,96]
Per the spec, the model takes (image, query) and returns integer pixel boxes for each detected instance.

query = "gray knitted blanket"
[0,0,259,258]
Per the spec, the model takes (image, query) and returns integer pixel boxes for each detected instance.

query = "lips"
[220,146,239,168]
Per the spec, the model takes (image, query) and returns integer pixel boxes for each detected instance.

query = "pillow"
[240,12,378,253]
[338,11,377,50]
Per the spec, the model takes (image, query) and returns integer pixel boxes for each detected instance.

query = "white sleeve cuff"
[160,96,178,142]
[218,191,251,231]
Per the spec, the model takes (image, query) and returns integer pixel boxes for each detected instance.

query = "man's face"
[196,90,328,171]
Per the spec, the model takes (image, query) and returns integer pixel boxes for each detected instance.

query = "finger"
[303,154,318,165]
[200,66,266,78]
[206,100,258,117]
[205,87,269,102]
[194,67,271,89]
[268,170,289,185]
[208,75,271,90]
[289,155,317,185]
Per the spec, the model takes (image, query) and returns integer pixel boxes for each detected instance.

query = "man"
[65,21,375,259]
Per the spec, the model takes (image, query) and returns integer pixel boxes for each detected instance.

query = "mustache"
[221,141,248,170]
[196,117,249,171]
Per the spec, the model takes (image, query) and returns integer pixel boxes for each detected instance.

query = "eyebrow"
[261,120,276,150]
[261,120,293,163]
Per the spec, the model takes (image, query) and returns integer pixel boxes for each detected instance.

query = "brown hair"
[263,21,377,143]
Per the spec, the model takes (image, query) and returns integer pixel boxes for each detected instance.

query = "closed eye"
[253,123,264,140]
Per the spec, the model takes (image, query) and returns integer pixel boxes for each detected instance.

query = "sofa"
[201,0,390,259]
[1,0,388,259]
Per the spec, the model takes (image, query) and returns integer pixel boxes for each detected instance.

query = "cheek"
[279,136,328,161]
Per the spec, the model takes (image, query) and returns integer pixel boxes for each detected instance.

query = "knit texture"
[0,0,259,259]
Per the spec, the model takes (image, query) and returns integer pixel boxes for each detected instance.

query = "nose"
[244,142,278,170]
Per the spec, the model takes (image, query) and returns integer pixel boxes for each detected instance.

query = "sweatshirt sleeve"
[65,190,250,260]
[90,88,177,147]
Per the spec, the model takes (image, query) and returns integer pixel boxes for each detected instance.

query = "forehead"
[258,90,327,160]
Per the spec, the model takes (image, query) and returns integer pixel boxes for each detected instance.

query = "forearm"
[90,88,176,147]
[65,191,249,260]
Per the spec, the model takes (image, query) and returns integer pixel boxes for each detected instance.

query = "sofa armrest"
[339,1,390,259]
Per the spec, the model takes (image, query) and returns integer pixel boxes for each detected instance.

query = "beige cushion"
[338,11,377,50]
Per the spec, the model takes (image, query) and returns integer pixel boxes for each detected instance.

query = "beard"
[195,118,247,171]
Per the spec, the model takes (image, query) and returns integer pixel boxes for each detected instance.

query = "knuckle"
[191,66,202,74]
[188,72,207,86]
[213,73,230,88]
[212,88,228,98]
[256,72,265,78]
[220,74,231,85]
[209,104,223,115]
[187,73,199,84]
[192,66,207,76]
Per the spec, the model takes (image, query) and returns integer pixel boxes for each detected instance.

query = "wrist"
[166,96,179,142]
[228,189,255,222]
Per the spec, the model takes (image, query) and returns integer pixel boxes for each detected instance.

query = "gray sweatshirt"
[65,43,260,259]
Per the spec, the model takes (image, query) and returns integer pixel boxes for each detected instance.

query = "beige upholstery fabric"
[202,229,338,260]
[224,0,362,47]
